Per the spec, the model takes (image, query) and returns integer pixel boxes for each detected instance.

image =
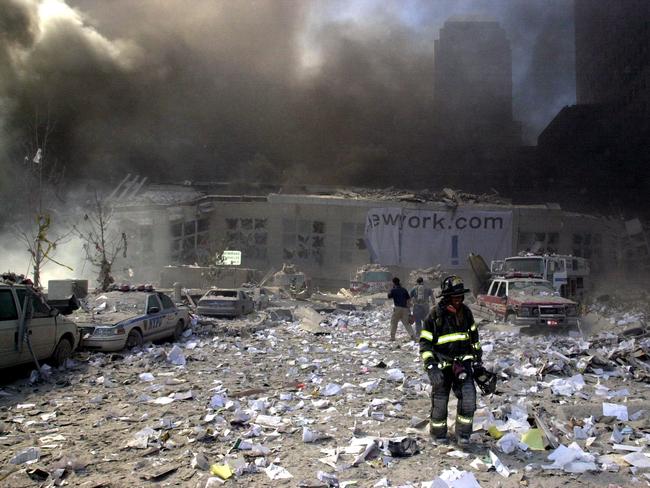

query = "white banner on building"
[365,208,513,268]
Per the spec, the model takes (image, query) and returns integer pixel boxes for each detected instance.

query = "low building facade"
[113,186,622,291]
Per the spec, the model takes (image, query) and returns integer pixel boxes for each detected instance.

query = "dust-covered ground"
[0,299,648,487]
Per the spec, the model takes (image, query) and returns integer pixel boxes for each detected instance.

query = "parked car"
[473,275,579,332]
[0,282,80,369]
[74,291,189,351]
[196,289,254,317]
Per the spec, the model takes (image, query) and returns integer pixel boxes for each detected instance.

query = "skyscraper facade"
[433,19,519,146]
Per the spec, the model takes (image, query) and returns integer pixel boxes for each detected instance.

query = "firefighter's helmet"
[474,368,497,395]
[438,275,470,297]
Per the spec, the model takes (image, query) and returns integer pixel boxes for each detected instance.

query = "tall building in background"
[433,18,520,146]
[536,1,649,215]
[575,0,650,109]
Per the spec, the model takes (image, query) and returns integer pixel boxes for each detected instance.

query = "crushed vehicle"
[473,274,580,332]
[270,264,311,299]
[73,290,189,351]
[195,288,255,317]
[0,275,80,369]
[350,265,392,294]
[241,285,272,310]
[490,254,590,302]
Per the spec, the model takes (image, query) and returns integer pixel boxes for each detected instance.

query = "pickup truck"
[474,275,579,332]
[0,282,80,369]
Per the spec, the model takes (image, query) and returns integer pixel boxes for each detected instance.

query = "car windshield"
[92,292,146,314]
[207,290,238,298]
[509,281,558,296]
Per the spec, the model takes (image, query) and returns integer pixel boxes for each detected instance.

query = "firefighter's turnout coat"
[419,302,482,439]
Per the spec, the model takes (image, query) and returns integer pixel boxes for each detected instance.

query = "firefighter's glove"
[426,363,444,389]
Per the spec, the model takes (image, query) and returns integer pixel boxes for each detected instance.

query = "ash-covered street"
[1,1,649,487]
[1,292,648,487]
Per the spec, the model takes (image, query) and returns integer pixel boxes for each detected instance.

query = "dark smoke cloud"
[0,0,575,189]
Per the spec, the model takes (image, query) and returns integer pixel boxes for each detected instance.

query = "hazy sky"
[1,0,575,184]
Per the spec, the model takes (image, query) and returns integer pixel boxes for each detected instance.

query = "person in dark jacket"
[387,277,416,341]
[419,275,482,444]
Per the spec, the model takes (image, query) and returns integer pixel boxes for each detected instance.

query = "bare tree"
[74,193,127,291]
[16,215,73,289]
[12,109,71,289]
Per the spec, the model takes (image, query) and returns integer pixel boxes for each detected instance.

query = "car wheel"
[505,312,515,324]
[126,329,143,349]
[51,338,73,367]
[173,320,185,341]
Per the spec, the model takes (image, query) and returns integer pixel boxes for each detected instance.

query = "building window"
[171,218,210,264]
[225,218,268,260]
[517,232,559,253]
[282,219,325,265]
[572,233,601,260]
[340,222,366,262]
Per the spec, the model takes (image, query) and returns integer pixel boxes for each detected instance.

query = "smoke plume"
[0,0,575,188]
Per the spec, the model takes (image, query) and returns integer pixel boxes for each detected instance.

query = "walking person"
[419,275,483,445]
[410,277,433,338]
[388,277,416,342]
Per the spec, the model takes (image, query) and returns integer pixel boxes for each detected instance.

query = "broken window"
[0,290,18,321]
[283,219,327,265]
[573,232,601,260]
[197,218,209,233]
[518,231,560,254]
[225,217,268,260]
[171,221,183,238]
[171,218,210,265]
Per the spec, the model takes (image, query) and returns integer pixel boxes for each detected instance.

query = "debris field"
[0,295,649,487]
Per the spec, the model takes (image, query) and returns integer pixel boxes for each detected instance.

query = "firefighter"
[409,277,433,338]
[419,275,482,445]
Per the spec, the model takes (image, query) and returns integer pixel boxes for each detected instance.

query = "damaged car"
[474,275,580,332]
[74,291,189,351]
[0,280,81,369]
[195,288,254,317]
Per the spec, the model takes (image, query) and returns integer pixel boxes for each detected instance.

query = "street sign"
[220,250,242,265]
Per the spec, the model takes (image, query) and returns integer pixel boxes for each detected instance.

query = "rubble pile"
[583,292,649,336]
[0,299,649,487]
[333,187,511,206]
[355,264,390,274]
[408,266,446,286]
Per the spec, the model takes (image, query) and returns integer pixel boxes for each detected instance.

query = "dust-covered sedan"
[74,291,189,351]
[195,288,254,317]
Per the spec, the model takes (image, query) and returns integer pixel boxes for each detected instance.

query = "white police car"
[75,291,189,351]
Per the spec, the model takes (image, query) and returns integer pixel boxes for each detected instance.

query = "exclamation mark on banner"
[451,235,459,266]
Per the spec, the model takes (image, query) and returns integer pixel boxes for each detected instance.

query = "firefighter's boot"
[430,387,450,443]
[454,376,477,442]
